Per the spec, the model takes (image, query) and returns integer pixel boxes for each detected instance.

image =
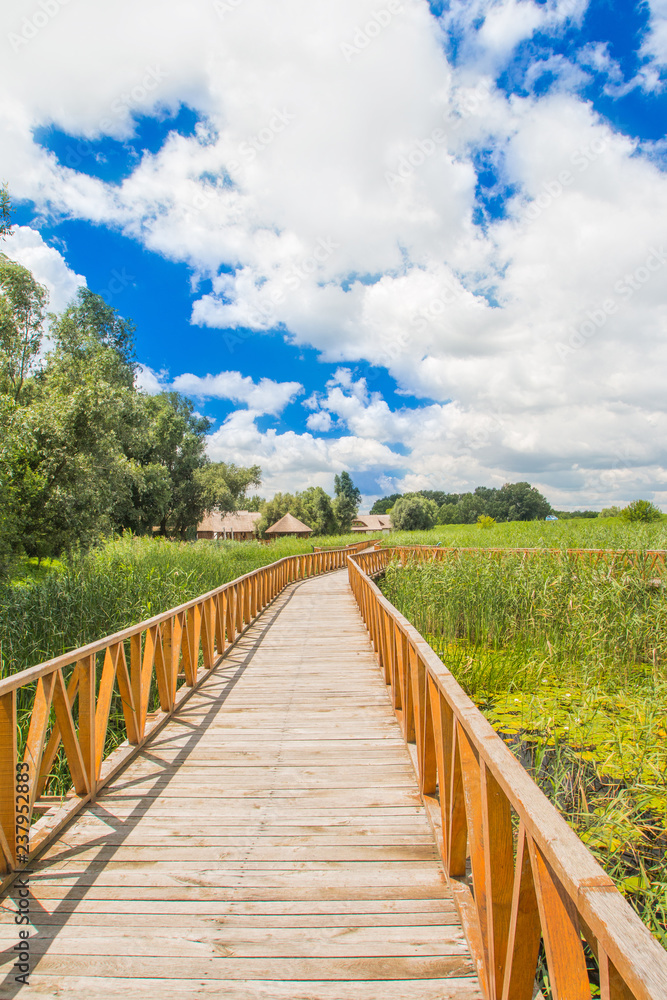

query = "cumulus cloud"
[171,371,303,413]
[642,0,667,69]
[2,0,667,505]
[136,366,302,415]
[206,407,405,496]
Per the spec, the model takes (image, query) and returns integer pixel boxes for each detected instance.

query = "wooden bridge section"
[0,543,666,999]
[0,566,481,999]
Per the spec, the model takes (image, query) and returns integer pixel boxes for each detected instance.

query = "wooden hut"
[264,512,313,538]
[350,514,392,533]
[197,510,261,541]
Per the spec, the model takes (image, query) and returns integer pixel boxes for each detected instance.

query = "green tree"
[620,499,662,523]
[19,300,143,553]
[390,495,438,530]
[333,472,361,531]
[599,506,621,518]
[196,462,262,518]
[0,255,48,402]
[299,486,338,536]
[0,184,12,239]
[54,285,136,371]
[370,493,402,515]
[438,502,465,525]
[496,482,551,521]
[132,392,211,538]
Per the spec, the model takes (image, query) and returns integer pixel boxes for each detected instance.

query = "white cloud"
[642,0,667,68]
[135,364,168,394]
[206,407,405,496]
[306,410,333,432]
[1,0,667,505]
[1,226,85,313]
[135,366,302,415]
[171,371,303,413]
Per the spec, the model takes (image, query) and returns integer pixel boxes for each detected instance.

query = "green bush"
[621,500,662,523]
[477,515,496,529]
[390,495,438,531]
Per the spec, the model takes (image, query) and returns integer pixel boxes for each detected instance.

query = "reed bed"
[0,534,322,677]
[380,551,667,948]
[383,515,667,550]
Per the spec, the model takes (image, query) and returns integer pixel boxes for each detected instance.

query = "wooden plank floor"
[0,570,483,1000]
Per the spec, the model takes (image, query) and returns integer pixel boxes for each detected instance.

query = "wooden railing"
[347,550,667,1000]
[311,541,371,554]
[378,544,667,574]
[0,545,358,879]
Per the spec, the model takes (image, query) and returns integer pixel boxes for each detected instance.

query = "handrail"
[376,544,667,574]
[0,544,357,876]
[347,550,667,1000]
[311,541,370,553]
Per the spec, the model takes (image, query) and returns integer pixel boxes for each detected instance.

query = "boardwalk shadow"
[0,580,314,996]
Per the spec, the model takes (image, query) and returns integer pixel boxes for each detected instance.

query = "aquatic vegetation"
[381,552,667,947]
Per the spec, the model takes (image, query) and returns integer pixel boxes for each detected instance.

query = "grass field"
[379,514,667,550]
[379,541,667,949]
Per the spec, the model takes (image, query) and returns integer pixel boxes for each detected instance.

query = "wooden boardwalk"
[0,570,483,999]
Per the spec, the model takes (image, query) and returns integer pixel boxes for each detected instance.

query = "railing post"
[235,582,244,634]
[78,654,97,797]
[501,823,541,1000]
[481,762,514,1000]
[0,691,17,873]
[243,580,251,625]
[215,592,227,657]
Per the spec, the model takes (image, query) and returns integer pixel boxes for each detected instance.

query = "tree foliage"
[333,471,361,531]
[256,487,337,538]
[370,492,402,515]
[0,184,11,239]
[0,255,48,402]
[620,499,662,523]
[0,255,262,568]
[376,482,553,525]
[390,495,438,531]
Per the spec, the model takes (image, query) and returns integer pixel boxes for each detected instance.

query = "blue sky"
[2,0,666,507]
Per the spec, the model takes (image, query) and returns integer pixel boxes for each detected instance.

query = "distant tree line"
[371,483,553,527]
[0,193,260,569]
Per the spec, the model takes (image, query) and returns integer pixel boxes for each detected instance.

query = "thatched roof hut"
[197,510,261,541]
[265,513,313,537]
